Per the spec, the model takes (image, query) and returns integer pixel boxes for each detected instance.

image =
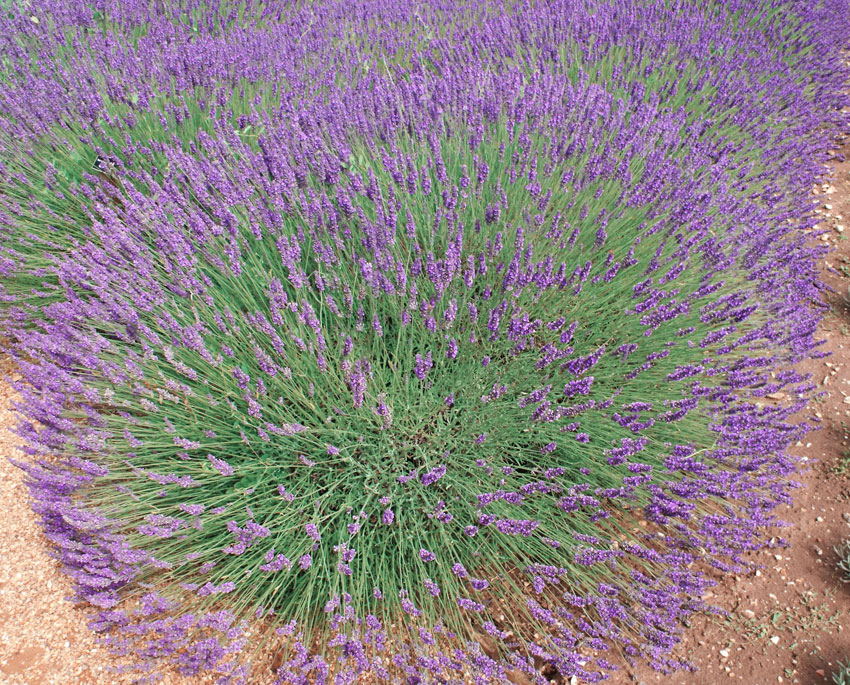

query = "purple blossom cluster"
[0,0,848,683]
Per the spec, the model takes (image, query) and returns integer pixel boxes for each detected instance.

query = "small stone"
[769,636,780,645]
[720,649,730,658]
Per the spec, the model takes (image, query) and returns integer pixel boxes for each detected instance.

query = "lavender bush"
[0,0,848,683]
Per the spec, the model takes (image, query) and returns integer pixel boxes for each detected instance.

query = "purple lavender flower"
[413,351,433,380]
[207,454,234,477]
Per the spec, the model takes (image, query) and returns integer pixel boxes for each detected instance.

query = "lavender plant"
[0,0,848,683]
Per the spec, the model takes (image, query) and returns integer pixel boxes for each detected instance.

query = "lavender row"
[0,0,848,683]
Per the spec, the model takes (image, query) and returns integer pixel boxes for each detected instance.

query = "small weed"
[722,587,843,648]
[833,451,850,477]
[833,661,850,685]
[835,541,850,583]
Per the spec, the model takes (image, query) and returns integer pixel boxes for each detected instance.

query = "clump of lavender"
[0,0,848,683]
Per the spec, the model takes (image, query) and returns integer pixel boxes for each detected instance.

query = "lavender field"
[0,1,849,683]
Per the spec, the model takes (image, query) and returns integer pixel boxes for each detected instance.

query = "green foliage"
[836,540,850,583]
[834,661,850,685]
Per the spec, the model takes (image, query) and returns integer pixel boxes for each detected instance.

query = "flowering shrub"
[0,0,848,683]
